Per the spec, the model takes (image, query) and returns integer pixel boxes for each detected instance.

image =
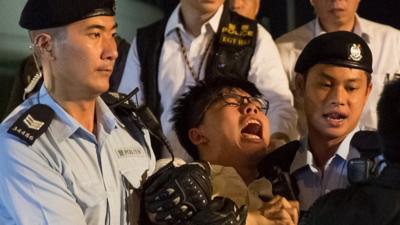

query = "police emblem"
[349,43,362,61]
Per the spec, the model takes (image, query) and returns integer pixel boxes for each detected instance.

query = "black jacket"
[300,164,400,225]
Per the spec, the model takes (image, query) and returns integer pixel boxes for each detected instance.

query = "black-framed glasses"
[221,93,269,114]
[194,93,269,126]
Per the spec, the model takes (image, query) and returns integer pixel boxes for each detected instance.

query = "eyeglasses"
[194,93,269,125]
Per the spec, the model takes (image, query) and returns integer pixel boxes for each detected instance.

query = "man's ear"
[366,82,373,97]
[188,127,209,146]
[32,33,54,59]
[295,73,306,97]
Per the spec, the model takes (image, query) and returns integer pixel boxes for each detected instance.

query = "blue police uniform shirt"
[0,85,156,225]
[290,129,360,211]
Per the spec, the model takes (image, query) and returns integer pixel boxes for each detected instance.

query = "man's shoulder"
[0,104,35,156]
[276,20,314,48]
[359,17,400,36]
[1,101,32,133]
[0,101,54,147]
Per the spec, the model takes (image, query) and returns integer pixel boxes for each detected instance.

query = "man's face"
[51,16,117,98]
[192,88,270,166]
[183,0,225,15]
[300,64,371,140]
[229,0,260,19]
[311,0,360,28]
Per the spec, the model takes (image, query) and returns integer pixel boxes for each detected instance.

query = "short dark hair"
[171,77,262,160]
[377,79,400,164]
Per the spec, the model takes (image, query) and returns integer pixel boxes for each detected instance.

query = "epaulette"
[7,104,54,145]
[350,130,382,158]
[258,140,301,177]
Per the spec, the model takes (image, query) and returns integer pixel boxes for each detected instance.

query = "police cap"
[19,0,116,30]
[295,31,373,74]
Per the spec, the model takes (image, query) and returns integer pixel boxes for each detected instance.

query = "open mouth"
[323,112,347,123]
[241,119,263,140]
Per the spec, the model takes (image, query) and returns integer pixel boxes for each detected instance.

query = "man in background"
[118,0,296,161]
[276,0,400,137]
[261,31,375,212]
[229,0,260,19]
[300,79,400,225]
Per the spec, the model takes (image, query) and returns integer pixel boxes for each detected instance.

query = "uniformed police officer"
[0,1,246,225]
[0,1,157,224]
[259,31,378,212]
[300,78,400,225]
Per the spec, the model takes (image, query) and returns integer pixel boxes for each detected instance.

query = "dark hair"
[171,77,262,160]
[377,79,400,164]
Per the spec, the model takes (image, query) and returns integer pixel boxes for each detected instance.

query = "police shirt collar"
[35,85,79,142]
[36,85,118,143]
[164,3,223,37]
[95,96,119,134]
[290,137,315,174]
[314,14,370,44]
[290,127,360,173]
[335,128,360,161]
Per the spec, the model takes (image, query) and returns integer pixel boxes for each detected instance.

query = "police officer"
[0,2,245,225]
[117,0,296,161]
[300,79,400,225]
[276,0,400,138]
[259,31,379,212]
[0,0,157,224]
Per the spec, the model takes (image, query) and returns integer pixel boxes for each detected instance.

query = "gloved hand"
[143,161,212,225]
[183,197,248,225]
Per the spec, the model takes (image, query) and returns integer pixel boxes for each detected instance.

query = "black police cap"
[295,31,373,74]
[19,0,116,30]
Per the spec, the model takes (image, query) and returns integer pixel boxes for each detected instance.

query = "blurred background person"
[228,0,260,20]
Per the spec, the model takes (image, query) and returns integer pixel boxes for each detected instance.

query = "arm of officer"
[248,24,297,142]
[0,137,88,225]
[117,37,144,104]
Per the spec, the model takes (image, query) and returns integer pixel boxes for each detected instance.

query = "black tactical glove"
[143,161,212,225]
[183,197,248,225]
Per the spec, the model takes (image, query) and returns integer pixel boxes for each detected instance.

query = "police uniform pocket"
[74,181,108,208]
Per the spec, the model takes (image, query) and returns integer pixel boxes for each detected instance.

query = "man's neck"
[60,100,97,133]
[49,89,97,133]
[180,3,219,37]
[235,165,259,186]
[318,16,356,32]
[307,132,346,170]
